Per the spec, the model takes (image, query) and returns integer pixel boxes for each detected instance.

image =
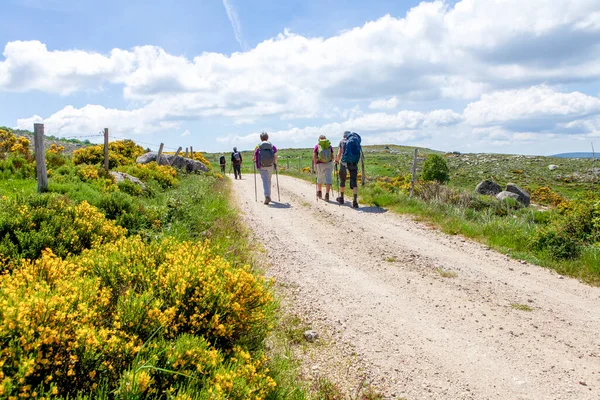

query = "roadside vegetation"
[0,128,316,399]
[207,144,599,285]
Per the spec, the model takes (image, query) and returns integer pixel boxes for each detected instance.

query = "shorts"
[316,162,333,185]
[339,162,358,189]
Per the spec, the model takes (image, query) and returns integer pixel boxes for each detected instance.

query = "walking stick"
[275,164,281,202]
[253,162,257,202]
[360,150,366,186]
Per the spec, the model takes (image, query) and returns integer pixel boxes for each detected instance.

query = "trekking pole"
[360,149,366,186]
[275,164,281,202]
[253,163,257,202]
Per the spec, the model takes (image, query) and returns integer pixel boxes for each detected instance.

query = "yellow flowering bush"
[0,234,276,398]
[190,152,212,168]
[531,186,571,209]
[76,236,273,347]
[76,164,100,181]
[0,196,126,267]
[0,250,140,398]
[73,140,145,168]
[118,162,178,189]
[0,129,17,158]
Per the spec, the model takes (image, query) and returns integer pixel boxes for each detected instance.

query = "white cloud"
[4,0,600,154]
[369,97,400,110]
[181,129,191,137]
[463,85,600,127]
[222,0,247,51]
[216,109,462,148]
[16,104,177,136]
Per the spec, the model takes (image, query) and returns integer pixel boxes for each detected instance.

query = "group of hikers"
[220,130,362,208]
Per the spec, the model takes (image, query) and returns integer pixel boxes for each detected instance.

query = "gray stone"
[135,152,208,173]
[475,180,502,196]
[505,183,530,206]
[303,330,319,343]
[548,165,559,171]
[110,171,146,190]
[496,191,520,202]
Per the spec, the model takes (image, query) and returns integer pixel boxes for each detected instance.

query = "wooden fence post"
[157,143,164,165]
[592,143,596,190]
[190,146,194,160]
[410,148,418,198]
[103,128,109,170]
[170,147,182,166]
[34,123,48,193]
[185,147,189,158]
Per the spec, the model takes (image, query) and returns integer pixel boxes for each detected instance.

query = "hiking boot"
[264,196,271,205]
[352,200,359,208]
[317,191,322,199]
[336,196,344,204]
[324,193,329,201]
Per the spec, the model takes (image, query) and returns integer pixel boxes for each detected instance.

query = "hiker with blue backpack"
[335,131,362,208]
[313,135,334,201]
[231,147,243,179]
[253,132,278,205]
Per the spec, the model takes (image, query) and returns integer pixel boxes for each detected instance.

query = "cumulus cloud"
[369,97,400,110]
[5,0,600,153]
[2,0,600,113]
[463,85,600,131]
[216,109,462,147]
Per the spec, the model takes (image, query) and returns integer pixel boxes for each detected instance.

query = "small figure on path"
[335,131,362,208]
[253,132,278,205]
[313,134,334,201]
[231,147,243,179]
[219,153,226,173]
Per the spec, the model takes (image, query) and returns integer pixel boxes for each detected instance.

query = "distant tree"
[421,154,450,184]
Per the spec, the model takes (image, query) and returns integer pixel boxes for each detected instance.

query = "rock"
[496,191,520,202]
[548,165,559,171]
[505,183,530,206]
[475,180,502,196]
[136,152,208,173]
[303,330,319,343]
[110,172,146,190]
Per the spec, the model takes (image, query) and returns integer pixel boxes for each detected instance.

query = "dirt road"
[230,173,600,400]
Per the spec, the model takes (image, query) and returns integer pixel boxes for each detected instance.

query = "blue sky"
[1,0,600,155]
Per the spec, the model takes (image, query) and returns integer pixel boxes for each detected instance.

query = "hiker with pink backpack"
[313,135,334,201]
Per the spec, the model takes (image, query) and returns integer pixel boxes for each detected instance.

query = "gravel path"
[230,173,600,400]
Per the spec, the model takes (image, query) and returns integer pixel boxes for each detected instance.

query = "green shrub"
[0,195,126,268]
[0,155,35,179]
[421,154,450,184]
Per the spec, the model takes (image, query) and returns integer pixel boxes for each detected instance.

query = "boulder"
[475,180,502,196]
[496,191,520,202]
[505,183,530,206]
[110,172,146,190]
[548,165,559,171]
[136,152,208,173]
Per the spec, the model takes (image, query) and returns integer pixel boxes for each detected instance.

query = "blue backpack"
[342,132,361,163]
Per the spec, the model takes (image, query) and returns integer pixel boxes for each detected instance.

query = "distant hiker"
[253,132,278,205]
[313,134,334,201]
[231,147,243,179]
[219,154,226,173]
[335,131,361,208]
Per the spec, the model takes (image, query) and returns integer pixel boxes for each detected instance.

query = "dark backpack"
[233,152,241,163]
[342,132,361,163]
[258,142,274,167]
